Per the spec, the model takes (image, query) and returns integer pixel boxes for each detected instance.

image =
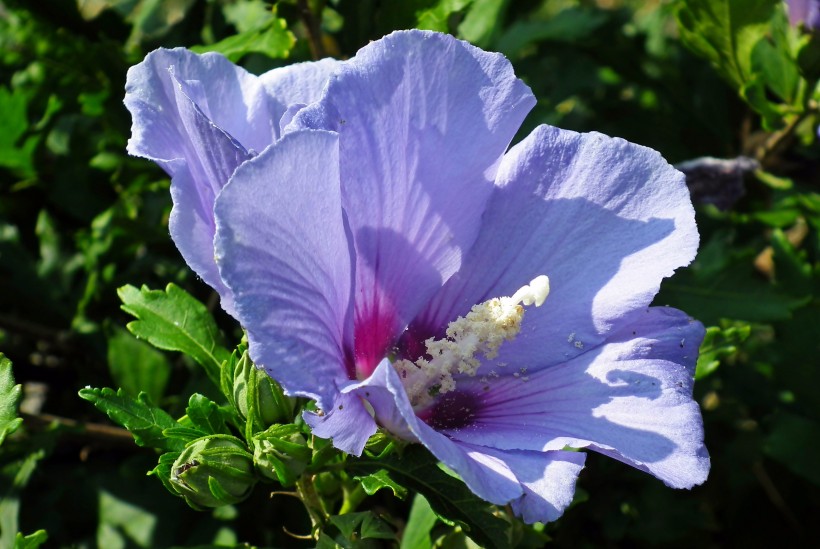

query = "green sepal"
[251,424,310,486]
[168,434,257,510]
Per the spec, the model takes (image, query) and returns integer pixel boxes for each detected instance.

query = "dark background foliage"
[1,0,819,547]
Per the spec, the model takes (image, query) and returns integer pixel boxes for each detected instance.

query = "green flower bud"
[170,435,256,510]
[232,350,293,429]
[252,425,311,486]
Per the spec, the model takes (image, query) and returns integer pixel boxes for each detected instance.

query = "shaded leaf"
[764,412,820,486]
[401,494,438,549]
[497,8,608,58]
[97,488,157,548]
[348,446,509,549]
[107,325,172,403]
[0,450,45,549]
[658,261,809,324]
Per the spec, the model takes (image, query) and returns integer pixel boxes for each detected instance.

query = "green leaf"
[78,387,184,451]
[458,0,510,47]
[185,394,229,436]
[676,0,779,89]
[416,0,473,32]
[695,323,751,379]
[771,227,814,297]
[497,8,608,58]
[328,511,396,542]
[0,354,23,447]
[658,261,810,324]
[107,325,172,403]
[348,446,510,549]
[401,494,438,549]
[118,284,231,388]
[126,0,197,46]
[0,449,45,549]
[0,86,36,177]
[355,468,408,499]
[149,451,182,496]
[192,18,295,62]
[97,488,157,548]
[14,530,48,549]
[764,412,820,486]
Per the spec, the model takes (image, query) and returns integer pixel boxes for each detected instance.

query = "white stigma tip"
[510,275,550,307]
[394,273,550,408]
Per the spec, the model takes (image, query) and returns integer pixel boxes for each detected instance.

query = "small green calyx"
[231,349,293,430]
[252,424,311,486]
[169,434,256,510]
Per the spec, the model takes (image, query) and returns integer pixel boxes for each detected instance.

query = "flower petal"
[311,360,524,501]
[412,124,698,369]
[303,391,376,456]
[469,445,586,524]
[125,49,270,314]
[449,307,709,489]
[214,130,354,407]
[126,50,338,315]
[289,30,535,373]
[259,57,341,135]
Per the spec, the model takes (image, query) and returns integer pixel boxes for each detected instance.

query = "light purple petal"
[313,360,524,502]
[214,130,354,408]
[787,0,820,28]
[410,124,698,369]
[469,445,586,524]
[259,58,341,136]
[289,30,536,374]
[304,391,376,456]
[126,50,338,316]
[448,307,709,489]
[125,49,274,314]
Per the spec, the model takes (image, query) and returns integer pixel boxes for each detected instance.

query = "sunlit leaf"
[78,387,184,451]
[118,284,230,388]
[192,18,295,62]
[0,354,23,447]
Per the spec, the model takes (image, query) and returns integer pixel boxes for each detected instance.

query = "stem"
[338,482,366,515]
[297,0,326,60]
[21,412,135,444]
[756,107,815,166]
[295,474,328,538]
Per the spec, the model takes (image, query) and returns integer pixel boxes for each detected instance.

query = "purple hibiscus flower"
[207,31,709,522]
[787,0,820,29]
[124,48,339,316]
[202,30,710,523]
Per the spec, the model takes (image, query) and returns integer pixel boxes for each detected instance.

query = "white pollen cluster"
[395,275,550,407]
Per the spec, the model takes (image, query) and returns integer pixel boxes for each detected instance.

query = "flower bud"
[233,350,293,429]
[252,425,310,486]
[170,435,256,510]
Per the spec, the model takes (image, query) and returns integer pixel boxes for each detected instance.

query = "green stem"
[338,482,366,515]
[756,107,816,166]
[295,475,328,538]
